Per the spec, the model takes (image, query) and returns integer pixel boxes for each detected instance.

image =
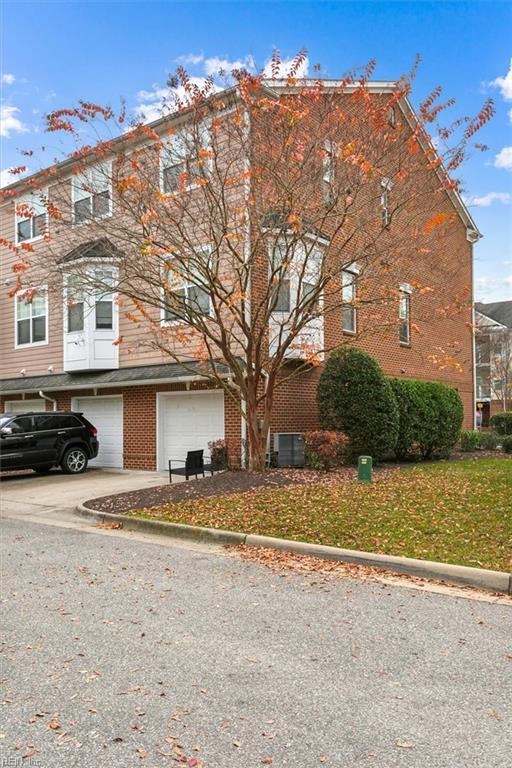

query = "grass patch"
[131,459,512,572]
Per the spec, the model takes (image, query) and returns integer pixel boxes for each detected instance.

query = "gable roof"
[60,237,123,264]
[1,80,480,239]
[475,300,512,329]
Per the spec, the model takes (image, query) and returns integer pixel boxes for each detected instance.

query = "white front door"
[158,392,224,471]
[73,396,123,468]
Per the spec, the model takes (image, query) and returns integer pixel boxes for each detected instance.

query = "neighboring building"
[0,81,479,470]
[475,301,512,426]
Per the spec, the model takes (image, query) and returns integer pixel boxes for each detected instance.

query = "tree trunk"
[244,378,270,472]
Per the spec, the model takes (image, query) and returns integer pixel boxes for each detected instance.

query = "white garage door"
[4,399,46,413]
[73,396,123,468]
[158,392,224,471]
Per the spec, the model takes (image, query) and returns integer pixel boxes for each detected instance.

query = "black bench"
[168,449,214,483]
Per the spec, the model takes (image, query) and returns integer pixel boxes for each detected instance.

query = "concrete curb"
[76,504,512,595]
[75,504,246,546]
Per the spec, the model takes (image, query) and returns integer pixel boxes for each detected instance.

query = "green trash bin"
[358,455,372,483]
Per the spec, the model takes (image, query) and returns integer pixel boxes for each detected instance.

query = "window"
[342,269,357,333]
[161,124,211,194]
[9,416,33,434]
[273,280,291,312]
[387,107,396,127]
[94,269,115,330]
[380,178,392,227]
[162,253,211,323]
[399,291,411,345]
[34,413,81,431]
[269,241,323,315]
[66,275,85,333]
[15,192,47,244]
[72,165,111,224]
[323,141,335,203]
[15,289,48,347]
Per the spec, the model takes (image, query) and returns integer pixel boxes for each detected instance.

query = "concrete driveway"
[0,466,169,517]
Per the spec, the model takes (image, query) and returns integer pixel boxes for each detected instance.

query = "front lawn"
[131,459,512,572]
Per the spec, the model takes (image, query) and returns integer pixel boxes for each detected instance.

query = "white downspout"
[39,390,57,412]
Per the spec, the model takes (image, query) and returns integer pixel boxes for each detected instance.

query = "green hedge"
[389,378,464,459]
[459,430,481,452]
[489,412,512,436]
[460,430,500,451]
[317,348,399,461]
[501,435,512,453]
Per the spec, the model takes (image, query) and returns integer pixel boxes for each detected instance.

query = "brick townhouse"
[0,80,479,470]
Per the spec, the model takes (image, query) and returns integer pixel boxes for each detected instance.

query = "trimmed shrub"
[318,348,399,460]
[389,378,426,459]
[388,378,463,459]
[478,431,499,451]
[501,435,512,453]
[489,412,512,436]
[416,381,464,458]
[460,430,480,452]
[304,430,349,471]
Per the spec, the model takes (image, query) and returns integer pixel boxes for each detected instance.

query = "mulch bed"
[83,450,508,514]
[84,465,382,514]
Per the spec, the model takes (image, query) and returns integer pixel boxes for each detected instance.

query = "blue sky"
[1,0,511,301]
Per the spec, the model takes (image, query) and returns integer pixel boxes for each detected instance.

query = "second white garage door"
[158,391,224,471]
[73,396,123,468]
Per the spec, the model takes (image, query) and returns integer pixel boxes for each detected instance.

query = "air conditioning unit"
[273,432,305,468]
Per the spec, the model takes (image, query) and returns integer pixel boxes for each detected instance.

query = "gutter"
[1,372,232,396]
[38,391,58,411]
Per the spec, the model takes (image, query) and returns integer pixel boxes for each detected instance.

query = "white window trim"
[64,266,118,333]
[342,267,358,334]
[71,161,113,226]
[160,246,213,325]
[399,289,411,346]
[380,177,393,227]
[14,188,49,246]
[159,123,213,196]
[268,240,324,316]
[14,285,49,349]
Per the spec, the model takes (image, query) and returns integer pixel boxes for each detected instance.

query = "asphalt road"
[0,516,511,768]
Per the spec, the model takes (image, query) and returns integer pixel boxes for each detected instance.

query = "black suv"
[0,411,99,474]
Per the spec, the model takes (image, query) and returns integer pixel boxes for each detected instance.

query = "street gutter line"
[75,504,512,596]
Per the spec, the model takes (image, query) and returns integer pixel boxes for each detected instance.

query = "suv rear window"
[34,414,82,430]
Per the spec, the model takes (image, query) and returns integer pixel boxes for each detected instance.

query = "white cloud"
[203,55,255,77]
[175,53,204,66]
[0,166,28,188]
[0,104,29,138]
[495,146,512,171]
[465,191,512,207]
[1,73,15,85]
[263,55,309,79]
[491,59,512,101]
[474,274,512,301]
[135,76,220,123]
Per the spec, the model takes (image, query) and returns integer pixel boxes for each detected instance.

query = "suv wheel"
[61,447,88,474]
[34,465,53,474]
